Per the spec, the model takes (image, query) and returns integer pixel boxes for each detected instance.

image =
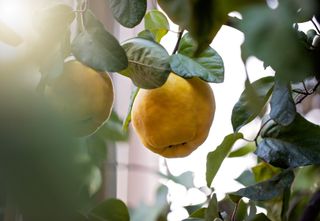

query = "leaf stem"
[172,28,184,55]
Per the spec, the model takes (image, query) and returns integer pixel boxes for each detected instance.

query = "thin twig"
[295,81,320,104]
[172,29,184,55]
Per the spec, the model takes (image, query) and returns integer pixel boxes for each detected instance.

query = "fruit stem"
[172,28,184,55]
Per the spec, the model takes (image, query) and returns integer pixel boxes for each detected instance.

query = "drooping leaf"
[72,11,128,72]
[89,198,130,221]
[239,4,314,83]
[122,87,139,131]
[170,33,224,83]
[252,162,281,183]
[206,133,243,187]
[228,143,256,158]
[256,114,320,168]
[270,80,296,126]
[144,10,170,42]
[205,194,219,221]
[120,37,170,89]
[229,169,294,202]
[232,76,274,132]
[158,0,227,54]
[108,0,147,28]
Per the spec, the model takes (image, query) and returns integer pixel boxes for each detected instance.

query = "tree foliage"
[1,0,320,220]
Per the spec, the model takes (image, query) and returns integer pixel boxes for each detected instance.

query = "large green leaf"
[120,37,170,89]
[232,77,274,132]
[71,11,128,72]
[229,170,294,202]
[144,10,170,43]
[108,0,146,28]
[206,133,243,187]
[239,4,314,83]
[256,114,320,168]
[270,80,296,126]
[158,0,227,54]
[170,34,224,83]
[89,199,130,221]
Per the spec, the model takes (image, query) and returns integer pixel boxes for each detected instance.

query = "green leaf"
[86,135,107,166]
[89,199,130,221]
[205,194,219,221]
[39,46,64,83]
[87,166,102,196]
[189,208,206,219]
[120,37,170,89]
[256,114,320,168]
[108,0,146,28]
[170,34,224,83]
[270,81,296,126]
[72,11,128,72]
[235,200,248,221]
[239,5,314,83]
[235,170,256,186]
[232,76,274,132]
[144,10,170,42]
[228,143,256,158]
[229,170,294,202]
[158,0,227,54]
[98,112,128,141]
[206,133,243,187]
[168,171,195,189]
[122,87,140,131]
[252,162,281,183]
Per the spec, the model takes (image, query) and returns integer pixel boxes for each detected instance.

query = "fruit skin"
[131,73,215,158]
[46,60,114,137]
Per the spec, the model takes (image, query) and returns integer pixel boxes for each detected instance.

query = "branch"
[300,190,320,221]
[172,29,184,55]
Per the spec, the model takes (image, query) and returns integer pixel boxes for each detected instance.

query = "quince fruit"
[46,60,114,136]
[131,73,215,158]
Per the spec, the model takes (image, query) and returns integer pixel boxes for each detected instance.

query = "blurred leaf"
[170,33,224,83]
[228,143,256,158]
[232,76,274,132]
[89,199,130,221]
[33,3,75,43]
[98,112,128,141]
[87,166,102,196]
[205,194,219,221]
[235,170,256,186]
[108,0,146,28]
[281,187,290,221]
[239,4,314,83]
[131,185,169,221]
[144,10,169,42]
[293,166,320,192]
[256,114,320,168]
[123,87,139,131]
[72,11,128,72]
[252,162,281,183]
[168,171,194,189]
[158,0,227,54]
[86,135,107,166]
[120,38,170,89]
[247,213,271,221]
[206,133,243,187]
[270,81,296,126]
[138,30,156,42]
[229,170,294,202]
[0,20,22,46]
